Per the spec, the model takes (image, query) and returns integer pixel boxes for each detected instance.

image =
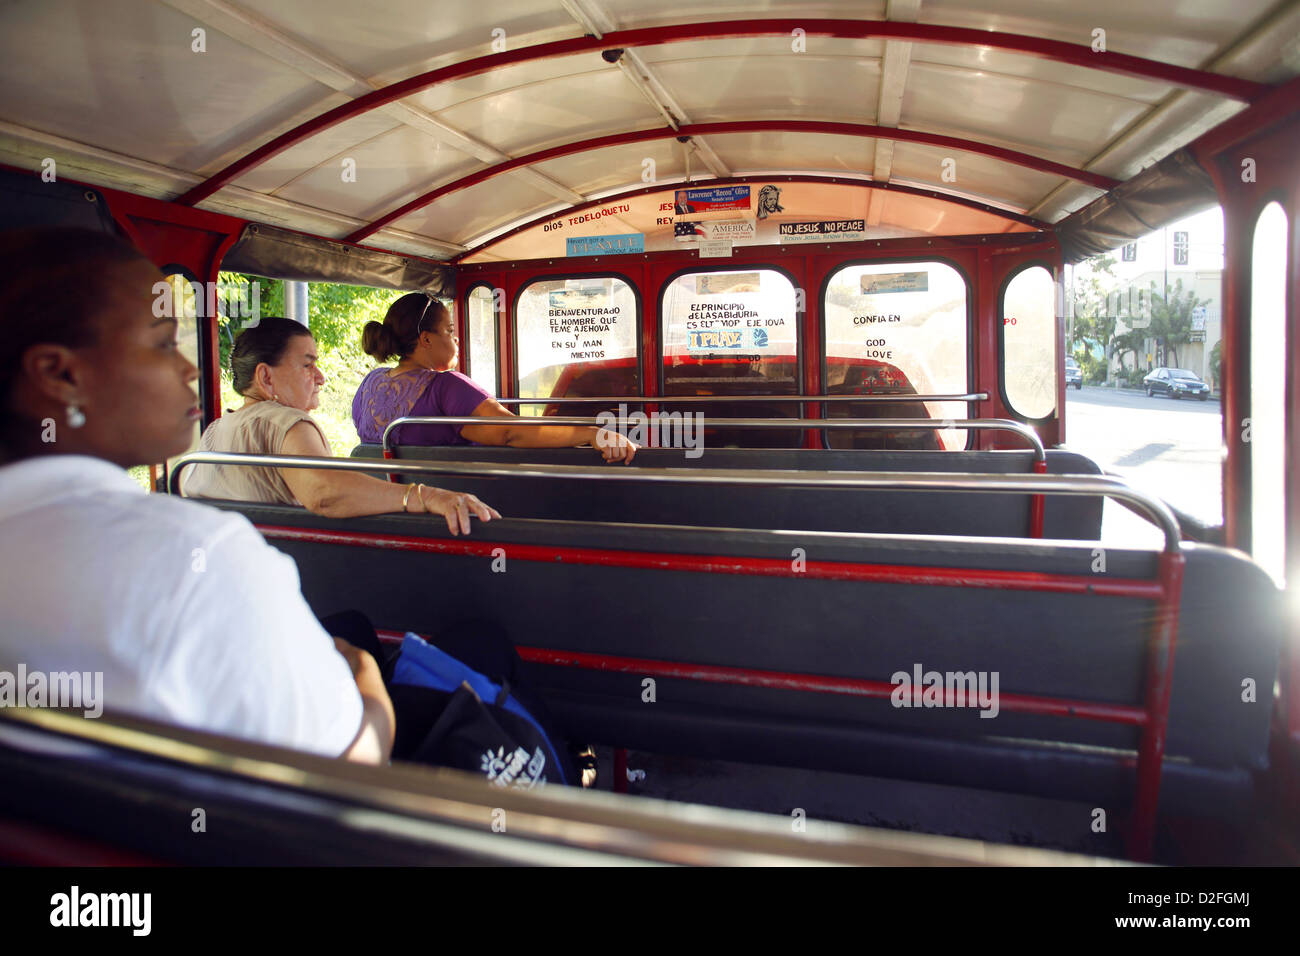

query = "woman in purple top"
[353,294,638,461]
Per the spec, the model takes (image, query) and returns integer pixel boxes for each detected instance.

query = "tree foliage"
[215,273,405,367]
[214,274,405,451]
[1070,255,1119,382]
[1144,278,1208,370]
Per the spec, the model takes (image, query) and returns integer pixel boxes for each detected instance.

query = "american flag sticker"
[674,221,705,241]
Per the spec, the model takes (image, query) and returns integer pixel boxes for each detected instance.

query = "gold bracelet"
[415,483,427,512]
[401,484,415,512]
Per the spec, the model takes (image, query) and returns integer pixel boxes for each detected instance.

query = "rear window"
[514,275,640,413]
[660,268,799,390]
[822,261,969,449]
[465,284,498,395]
[659,268,801,446]
[1001,265,1057,421]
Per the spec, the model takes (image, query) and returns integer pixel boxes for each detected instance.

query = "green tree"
[1112,328,1145,376]
[1070,254,1119,383]
[214,273,282,372]
[1145,278,1207,370]
[214,274,407,450]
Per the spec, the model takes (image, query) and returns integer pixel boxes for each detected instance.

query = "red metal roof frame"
[177,18,1268,210]
[450,173,1048,263]
[347,121,1107,244]
[1190,73,1300,160]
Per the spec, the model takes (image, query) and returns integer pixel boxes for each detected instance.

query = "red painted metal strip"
[179,20,1265,207]
[458,230,1052,276]
[0,818,165,866]
[347,121,1116,243]
[613,748,629,795]
[1030,457,1047,538]
[1190,74,1300,161]
[381,447,400,483]
[374,628,1146,725]
[257,524,1164,598]
[1126,550,1186,862]
[514,646,1148,725]
[203,231,241,428]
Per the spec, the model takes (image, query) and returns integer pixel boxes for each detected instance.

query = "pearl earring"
[66,404,85,428]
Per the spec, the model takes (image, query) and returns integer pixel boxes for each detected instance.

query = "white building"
[1107,207,1223,385]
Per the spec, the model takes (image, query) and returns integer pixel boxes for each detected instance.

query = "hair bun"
[361,319,397,360]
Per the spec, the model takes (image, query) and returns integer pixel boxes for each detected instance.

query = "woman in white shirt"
[0,227,392,764]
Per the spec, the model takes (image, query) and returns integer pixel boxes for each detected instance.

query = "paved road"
[1061,385,1223,548]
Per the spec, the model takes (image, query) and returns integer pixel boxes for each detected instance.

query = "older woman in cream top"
[184,317,498,536]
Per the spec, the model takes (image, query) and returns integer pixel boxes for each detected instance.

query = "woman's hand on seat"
[417,486,501,536]
[593,427,638,464]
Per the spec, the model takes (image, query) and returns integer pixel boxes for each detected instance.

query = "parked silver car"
[1064,357,1082,390]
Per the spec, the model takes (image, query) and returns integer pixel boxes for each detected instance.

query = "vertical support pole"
[382,433,399,482]
[613,747,629,794]
[284,280,309,326]
[976,247,999,442]
[1126,549,1186,862]
[204,232,241,429]
[1030,458,1047,537]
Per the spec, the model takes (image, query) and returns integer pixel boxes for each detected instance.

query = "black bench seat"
[350,445,1105,539]
[212,499,1283,827]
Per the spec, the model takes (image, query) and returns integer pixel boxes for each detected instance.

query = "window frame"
[655,262,804,397]
[159,264,210,421]
[510,270,643,399]
[462,281,500,395]
[997,260,1060,426]
[818,255,975,450]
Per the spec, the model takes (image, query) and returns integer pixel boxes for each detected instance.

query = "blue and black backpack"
[385,632,576,788]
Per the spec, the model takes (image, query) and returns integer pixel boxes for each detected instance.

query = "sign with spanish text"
[544,284,624,362]
[683,292,787,353]
[565,233,644,257]
[543,201,633,233]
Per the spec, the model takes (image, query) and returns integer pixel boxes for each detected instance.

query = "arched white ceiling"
[0,0,1296,260]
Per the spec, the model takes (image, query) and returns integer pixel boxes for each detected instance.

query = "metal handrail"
[381,415,1046,461]
[0,707,1111,866]
[167,451,1179,552]
[493,393,990,405]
